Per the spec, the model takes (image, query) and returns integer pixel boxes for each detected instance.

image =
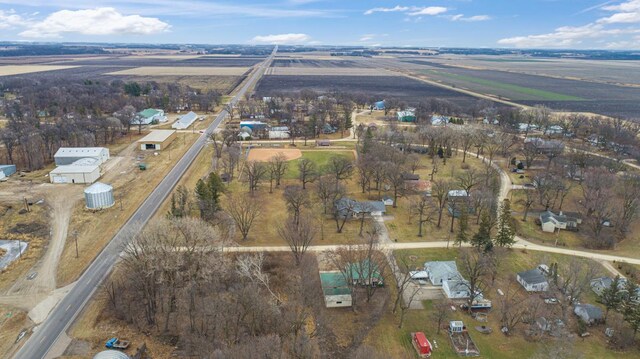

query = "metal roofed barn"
[84,182,115,209]
[54,147,110,166]
[50,164,101,184]
[319,271,352,308]
[172,111,198,129]
[138,130,177,150]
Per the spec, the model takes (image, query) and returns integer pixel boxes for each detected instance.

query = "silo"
[84,182,115,209]
[93,350,130,359]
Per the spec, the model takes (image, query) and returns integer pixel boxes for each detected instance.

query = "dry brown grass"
[0,306,29,358]
[106,66,249,76]
[56,132,200,286]
[0,65,78,76]
[0,203,48,291]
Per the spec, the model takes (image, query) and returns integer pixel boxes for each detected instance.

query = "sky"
[1,1,640,49]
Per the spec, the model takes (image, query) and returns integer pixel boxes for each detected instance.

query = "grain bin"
[93,350,130,359]
[84,182,115,209]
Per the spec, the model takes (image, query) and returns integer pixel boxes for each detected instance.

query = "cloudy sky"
[1,0,640,49]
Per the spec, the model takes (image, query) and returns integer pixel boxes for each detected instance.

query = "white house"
[54,147,109,166]
[517,268,549,292]
[424,261,459,286]
[539,211,582,233]
[547,125,564,135]
[443,278,471,299]
[431,115,450,126]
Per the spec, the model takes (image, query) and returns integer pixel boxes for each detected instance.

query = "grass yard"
[425,70,585,101]
[380,248,636,359]
[284,150,355,180]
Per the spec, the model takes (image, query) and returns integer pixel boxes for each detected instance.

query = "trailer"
[411,332,432,358]
[105,337,130,350]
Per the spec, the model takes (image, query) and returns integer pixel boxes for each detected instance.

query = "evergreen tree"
[195,173,224,221]
[471,211,493,252]
[495,200,516,247]
[600,275,623,323]
[455,206,469,246]
[622,280,640,338]
[167,185,190,218]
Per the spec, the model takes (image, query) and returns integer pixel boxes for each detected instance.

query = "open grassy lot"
[384,151,495,243]
[284,150,355,180]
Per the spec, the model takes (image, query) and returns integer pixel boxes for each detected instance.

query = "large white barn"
[54,147,110,166]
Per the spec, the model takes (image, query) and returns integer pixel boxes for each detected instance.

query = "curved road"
[13,47,277,359]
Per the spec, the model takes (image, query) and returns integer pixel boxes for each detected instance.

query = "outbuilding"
[0,164,16,177]
[50,164,100,184]
[397,108,417,122]
[132,108,166,125]
[54,147,109,166]
[412,332,432,357]
[320,271,352,308]
[172,111,198,129]
[138,130,177,150]
[517,268,549,292]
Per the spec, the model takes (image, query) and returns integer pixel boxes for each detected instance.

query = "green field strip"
[425,70,585,101]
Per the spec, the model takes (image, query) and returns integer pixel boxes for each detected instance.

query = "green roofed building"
[347,259,384,287]
[319,271,352,308]
[131,108,167,125]
[397,108,416,122]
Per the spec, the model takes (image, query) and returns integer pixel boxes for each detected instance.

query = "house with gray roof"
[574,304,603,325]
[443,277,471,299]
[517,268,549,292]
[334,198,386,218]
[424,261,459,286]
[539,210,582,233]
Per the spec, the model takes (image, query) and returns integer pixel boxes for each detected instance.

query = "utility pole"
[73,230,79,259]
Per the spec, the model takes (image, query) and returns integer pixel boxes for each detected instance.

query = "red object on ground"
[413,332,432,356]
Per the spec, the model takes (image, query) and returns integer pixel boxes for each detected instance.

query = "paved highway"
[14,47,276,359]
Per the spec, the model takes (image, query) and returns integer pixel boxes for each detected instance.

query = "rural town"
[2,1,640,359]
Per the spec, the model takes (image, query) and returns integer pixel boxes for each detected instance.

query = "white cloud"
[250,33,311,44]
[498,0,640,48]
[360,35,374,41]
[0,9,23,29]
[18,7,170,38]
[451,14,491,22]
[365,5,447,16]
[364,6,410,15]
[408,7,448,16]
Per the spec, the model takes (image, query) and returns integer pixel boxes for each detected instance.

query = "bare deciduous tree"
[225,192,262,240]
[298,158,317,189]
[277,213,317,265]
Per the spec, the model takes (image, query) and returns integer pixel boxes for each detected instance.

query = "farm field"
[0,65,78,76]
[272,59,370,67]
[265,67,392,76]
[427,55,640,86]
[256,75,487,107]
[0,54,266,94]
[106,66,250,76]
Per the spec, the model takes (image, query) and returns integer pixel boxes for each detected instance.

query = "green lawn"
[426,70,584,101]
[284,150,355,180]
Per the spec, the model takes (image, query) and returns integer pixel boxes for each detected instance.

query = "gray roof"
[54,147,107,158]
[139,130,175,143]
[540,210,567,224]
[84,182,113,194]
[335,198,386,214]
[517,268,548,285]
[574,304,603,321]
[445,277,470,293]
[50,164,99,174]
[425,261,459,281]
